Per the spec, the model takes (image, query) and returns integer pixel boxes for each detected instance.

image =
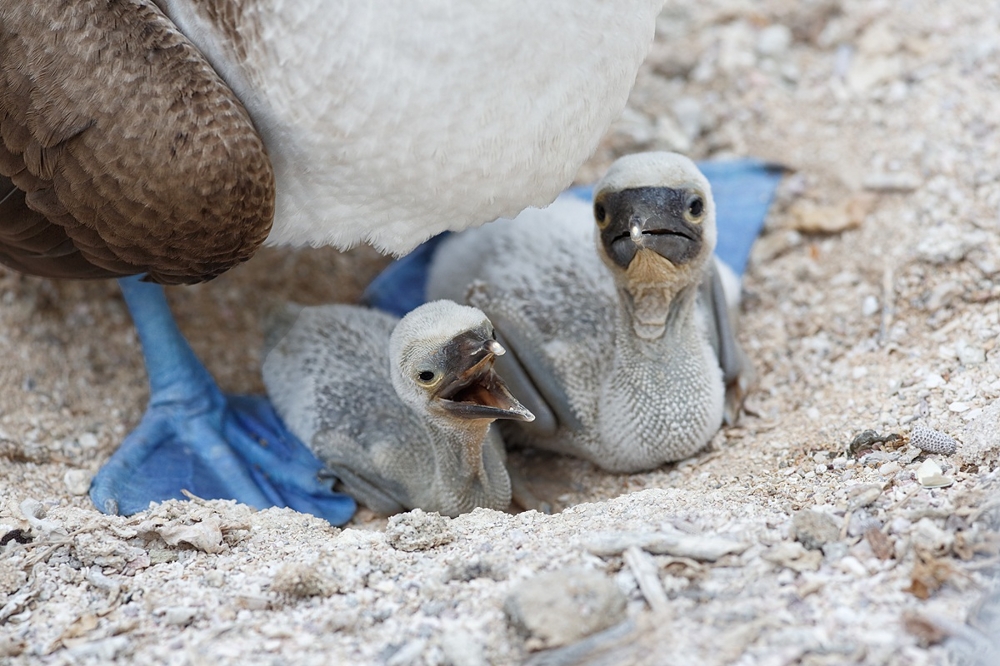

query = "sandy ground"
[3,0,1000,664]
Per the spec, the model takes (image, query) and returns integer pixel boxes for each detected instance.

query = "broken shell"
[909,426,958,456]
[915,459,954,488]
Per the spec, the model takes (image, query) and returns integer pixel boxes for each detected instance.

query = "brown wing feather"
[0,0,275,284]
[0,175,120,279]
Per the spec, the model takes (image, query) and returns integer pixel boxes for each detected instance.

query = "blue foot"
[89,276,356,525]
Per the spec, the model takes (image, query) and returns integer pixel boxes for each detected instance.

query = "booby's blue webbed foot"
[89,276,356,525]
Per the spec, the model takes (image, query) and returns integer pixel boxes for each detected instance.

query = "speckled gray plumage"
[261,301,514,517]
[427,153,736,473]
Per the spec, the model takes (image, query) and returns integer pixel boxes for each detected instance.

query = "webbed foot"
[89,276,355,525]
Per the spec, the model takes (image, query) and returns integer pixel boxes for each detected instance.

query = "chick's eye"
[594,202,607,225]
[688,196,704,218]
[417,370,436,383]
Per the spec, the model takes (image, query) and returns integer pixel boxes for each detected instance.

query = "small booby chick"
[262,301,534,517]
[427,152,749,473]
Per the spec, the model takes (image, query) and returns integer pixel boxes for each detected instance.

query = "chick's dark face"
[413,327,533,422]
[594,186,707,269]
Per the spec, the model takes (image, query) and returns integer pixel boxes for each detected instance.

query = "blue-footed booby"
[0,0,663,522]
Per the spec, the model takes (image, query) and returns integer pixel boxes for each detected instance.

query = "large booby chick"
[262,301,533,517]
[427,152,749,473]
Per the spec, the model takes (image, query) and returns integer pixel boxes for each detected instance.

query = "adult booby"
[427,152,750,472]
[0,1,663,522]
[262,301,533,517]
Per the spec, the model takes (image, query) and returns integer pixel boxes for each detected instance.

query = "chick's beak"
[600,187,705,269]
[434,332,534,422]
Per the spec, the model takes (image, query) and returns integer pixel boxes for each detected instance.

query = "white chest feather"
[157,0,662,254]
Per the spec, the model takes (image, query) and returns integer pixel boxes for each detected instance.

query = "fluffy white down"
[156,0,663,255]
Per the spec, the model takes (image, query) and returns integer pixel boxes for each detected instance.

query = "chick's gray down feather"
[261,300,532,517]
[427,152,748,473]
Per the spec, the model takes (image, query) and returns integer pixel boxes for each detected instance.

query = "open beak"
[434,334,534,422]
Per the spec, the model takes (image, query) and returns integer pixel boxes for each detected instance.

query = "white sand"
[3,1,1000,664]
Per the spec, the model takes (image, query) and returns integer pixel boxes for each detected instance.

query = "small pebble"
[889,517,912,535]
[762,542,822,572]
[386,639,427,666]
[504,568,626,650]
[847,512,878,538]
[914,224,987,264]
[791,509,840,550]
[924,374,946,389]
[878,461,901,477]
[909,426,958,455]
[864,527,895,560]
[63,469,92,496]
[757,24,792,57]
[672,97,703,140]
[912,518,954,555]
[847,484,882,511]
[440,627,487,666]
[271,562,333,598]
[864,451,898,464]
[957,341,986,365]
[19,499,45,521]
[78,433,99,449]
[836,556,869,577]
[821,541,848,561]
[385,510,454,552]
[163,607,198,626]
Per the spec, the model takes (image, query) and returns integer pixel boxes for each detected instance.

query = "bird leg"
[88,276,356,525]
